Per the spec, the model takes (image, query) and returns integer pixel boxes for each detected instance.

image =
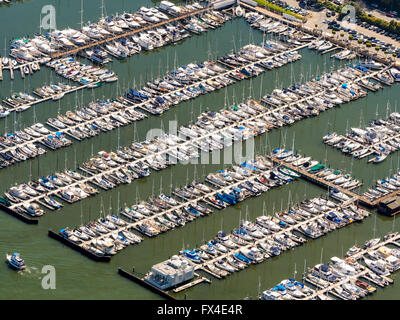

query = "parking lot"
[279,0,400,60]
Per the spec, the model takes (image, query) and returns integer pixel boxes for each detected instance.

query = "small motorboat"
[6,252,26,270]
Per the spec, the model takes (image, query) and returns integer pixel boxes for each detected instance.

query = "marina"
[9,3,224,63]
[123,195,372,294]
[0,39,304,170]
[2,70,390,222]
[0,55,390,173]
[2,0,400,301]
[48,154,294,260]
[255,231,400,300]
[323,107,400,164]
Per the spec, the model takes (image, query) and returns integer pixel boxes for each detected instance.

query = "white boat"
[52,92,65,101]
[364,258,390,277]
[235,6,244,17]
[390,68,400,82]
[6,253,26,270]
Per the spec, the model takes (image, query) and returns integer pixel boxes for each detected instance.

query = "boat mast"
[80,0,84,31]
[392,211,396,232]
[109,195,112,216]
[101,0,105,19]
[117,191,120,215]
[320,247,323,265]
[80,203,84,226]
[373,213,377,239]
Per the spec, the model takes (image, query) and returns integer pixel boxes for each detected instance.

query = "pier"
[194,204,371,279]
[302,233,400,300]
[0,40,306,170]
[48,230,111,262]
[2,81,101,114]
[49,7,213,60]
[172,274,211,293]
[267,155,361,200]
[49,160,291,253]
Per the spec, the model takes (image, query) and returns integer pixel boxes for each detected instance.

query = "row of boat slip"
[123,61,232,114]
[308,39,336,53]
[1,82,76,111]
[51,157,291,259]
[323,111,400,164]
[179,198,370,279]
[0,96,266,182]
[46,56,118,85]
[362,171,400,202]
[271,148,362,196]
[7,2,211,62]
[0,63,380,173]
[300,233,400,300]
[0,56,42,71]
[217,42,302,70]
[1,168,95,214]
[0,124,75,168]
[263,234,397,300]
[122,42,303,116]
[260,278,317,300]
[244,11,303,38]
[0,106,282,218]
[98,11,230,60]
[45,100,146,132]
[261,66,372,109]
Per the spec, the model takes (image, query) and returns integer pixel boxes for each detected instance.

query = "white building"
[145,255,194,290]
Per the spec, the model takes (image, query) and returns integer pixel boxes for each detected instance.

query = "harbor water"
[0,0,399,299]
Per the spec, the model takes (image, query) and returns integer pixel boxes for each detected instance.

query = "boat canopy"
[320,264,329,272]
[309,164,325,171]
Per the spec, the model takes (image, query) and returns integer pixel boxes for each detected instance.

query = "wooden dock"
[321,46,340,55]
[172,275,211,293]
[266,154,363,203]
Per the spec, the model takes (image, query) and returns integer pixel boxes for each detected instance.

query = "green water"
[0,0,400,300]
